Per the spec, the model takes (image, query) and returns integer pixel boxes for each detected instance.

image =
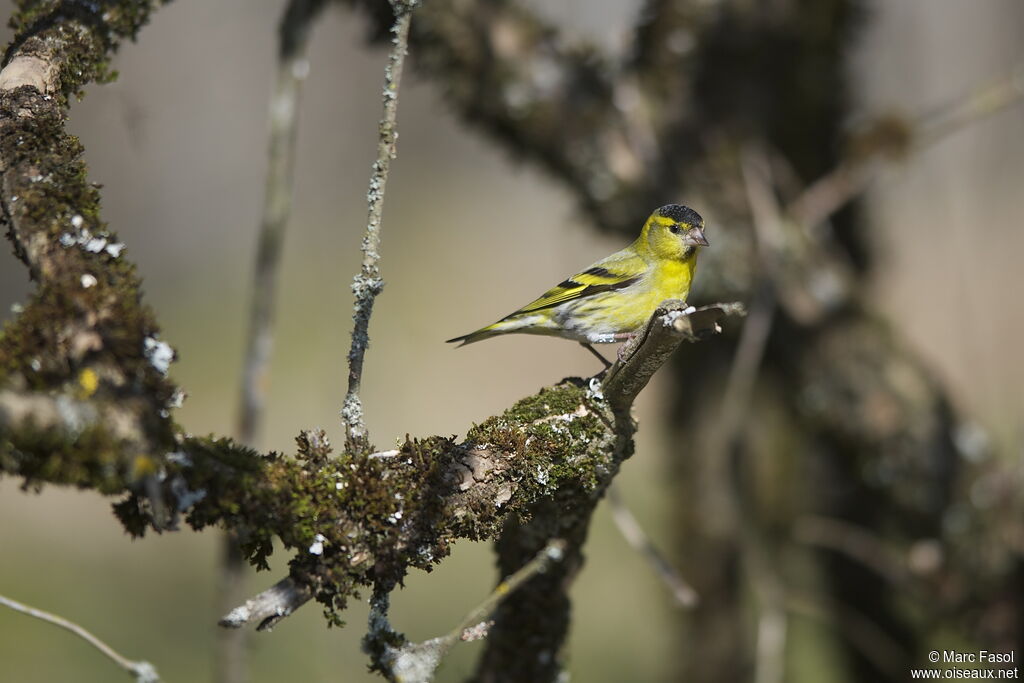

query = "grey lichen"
[341,4,414,452]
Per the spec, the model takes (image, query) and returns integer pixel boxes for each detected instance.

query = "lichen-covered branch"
[341,1,417,452]
[0,1,178,504]
[208,303,737,632]
[5,1,1018,680]
[465,302,738,682]
[346,0,670,232]
[2,1,164,102]
[0,303,738,638]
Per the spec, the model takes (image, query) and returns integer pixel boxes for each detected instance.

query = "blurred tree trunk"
[664,2,1020,682]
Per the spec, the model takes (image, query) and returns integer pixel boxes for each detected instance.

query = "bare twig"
[341,1,418,452]
[915,62,1024,147]
[785,592,909,680]
[216,535,250,683]
[606,484,698,607]
[366,539,568,682]
[702,149,781,476]
[793,515,911,585]
[0,594,160,683]
[218,577,311,632]
[447,539,567,643]
[710,149,788,683]
[238,0,324,446]
[753,577,788,683]
[222,6,328,680]
[791,62,1024,229]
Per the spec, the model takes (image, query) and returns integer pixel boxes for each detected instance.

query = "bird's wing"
[505,249,646,317]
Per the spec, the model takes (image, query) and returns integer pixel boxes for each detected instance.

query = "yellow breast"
[606,256,696,332]
[647,256,696,303]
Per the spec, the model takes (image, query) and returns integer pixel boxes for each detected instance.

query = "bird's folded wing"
[504,255,645,318]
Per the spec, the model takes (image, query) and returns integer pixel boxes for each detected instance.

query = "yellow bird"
[447,204,708,364]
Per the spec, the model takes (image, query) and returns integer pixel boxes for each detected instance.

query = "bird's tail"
[445,324,501,347]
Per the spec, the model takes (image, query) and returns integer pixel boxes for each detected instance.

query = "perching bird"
[446,204,708,364]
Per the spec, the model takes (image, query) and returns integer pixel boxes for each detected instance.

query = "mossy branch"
[206,303,738,630]
[1,302,738,637]
[0,1,178,506]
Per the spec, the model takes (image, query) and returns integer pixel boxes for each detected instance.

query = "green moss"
[133,380,613,627]
[4,364,619,630]
[144,433,468,623]
[2,415,139,494]
[0,83,179,482]
[484,379,590,425]
[0,89,158,379]
[467,379,608,500]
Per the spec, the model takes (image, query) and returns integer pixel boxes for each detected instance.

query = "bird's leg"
[580,342,612,369]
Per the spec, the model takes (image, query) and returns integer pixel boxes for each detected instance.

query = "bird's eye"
[669,224,682,234]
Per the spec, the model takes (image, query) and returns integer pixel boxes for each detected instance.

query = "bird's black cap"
[656,204,703,226]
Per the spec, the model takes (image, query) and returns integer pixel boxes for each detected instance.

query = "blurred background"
[0,0,1021,681]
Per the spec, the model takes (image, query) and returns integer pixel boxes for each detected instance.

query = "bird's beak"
[684,226,709,247]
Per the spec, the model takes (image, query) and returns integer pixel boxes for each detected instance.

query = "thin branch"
[785,592,909,680]
[218,576,311,632]
[341,1,417,452]
[793,515,911,586]
[708,149,788,683]
[790,61,1024,229]
[366,539,568,682]
[447,539,567,643]
[753,579,788,683]
[216,534,250,683]
[238,0,324,446]
[221,5,327,681]
[602,301,745,414]
[702,149,780,473]
[222,4,328,676]
[0,594,160,683]
[915,62,1024,147]
[606,483,698,608]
